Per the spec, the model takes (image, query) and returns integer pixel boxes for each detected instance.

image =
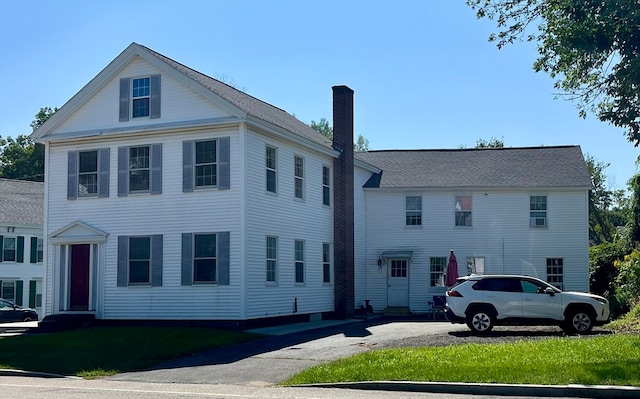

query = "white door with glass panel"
[388,259,409,306]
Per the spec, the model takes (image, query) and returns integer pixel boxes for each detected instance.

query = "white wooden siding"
[54,58,233,136]
[243,128,335,319]
[45,127,243,320]
[364,189,590,313]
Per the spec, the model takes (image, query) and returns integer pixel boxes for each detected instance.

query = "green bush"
[612,249,640,315]
[589,241,627,295]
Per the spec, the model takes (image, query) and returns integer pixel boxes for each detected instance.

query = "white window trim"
[454,194,472,227]
[128,236,151,286]
[77,150,99,197]
[322,165,331,207]
[294,155,305,200]
[2,236,16,262]
[466,257,485,275]
[266,145,278,194]
[294,240,305,285]
[131,76,151,118]
[322,243,331,284]
[529,195,548,228]
[194,139,218,189]
[405,195,423,227]
[129,146,151,193]
[266,236,278,285]
[192,233,218,285]
[1,280,16,302]
[429,257,447,287]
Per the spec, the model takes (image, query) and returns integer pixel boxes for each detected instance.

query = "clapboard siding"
[364,189,590,313]
[243,128,334,319]
[54,58,232,136]
[353,166,370,309]
[46,128,244,319]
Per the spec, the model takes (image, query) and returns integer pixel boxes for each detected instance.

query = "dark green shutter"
[68,151,78,200]
[218,137,230,190]
[149,74,161,119]
[218,232,230,285]
[29,280,37,308]
[117,146,128,197]
[181,233,193,286]
[150,143,162,195]
[0,235,4,262]
[16,236,24,263]
[30,237,38,263]
[117,236,128,287]
[15,281,23,305]
[183,140,194,192]
[98,148,110,198]
[119,78,130,122]
[151,235,163,287]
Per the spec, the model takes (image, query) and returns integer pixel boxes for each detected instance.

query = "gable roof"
[0,179,44,226]
[32,43,333,152]
[357,146,592,189]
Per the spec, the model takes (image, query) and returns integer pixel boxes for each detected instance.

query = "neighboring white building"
[0,179,44,317]
[32,43,592,325]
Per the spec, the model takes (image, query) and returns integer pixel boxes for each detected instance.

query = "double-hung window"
[129,237,151,285]
[430,257,446,287]
[78,151,98,196]
[195,140,217,187]
[2,237,16,262]
[294,155,304,199]
[294,240,305,284]
[466,257,485,275]
[132,77,150,118]
[530,195,547,227]
[1,281,16,302]
[405,196,422,226]
[546,258,563,289]
[119,75,160,121]
[322,243,331,283]
[129,146,150,192]
[194,234,217,283]
[455,195,472,226]
[322,166,331,206]
[266,145,277,193]
[266,236,277,283]
[30,237,43,263]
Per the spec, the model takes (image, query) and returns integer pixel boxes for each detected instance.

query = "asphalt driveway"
[110,318,466,386]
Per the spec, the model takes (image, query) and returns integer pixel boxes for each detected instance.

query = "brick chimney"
[332,85,355,319]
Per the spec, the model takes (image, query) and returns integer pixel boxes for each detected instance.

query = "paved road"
[111,319,465,386]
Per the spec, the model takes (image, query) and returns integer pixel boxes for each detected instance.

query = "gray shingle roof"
[140,44,333,149]
[0,179,44,226]
[357,146,592,189]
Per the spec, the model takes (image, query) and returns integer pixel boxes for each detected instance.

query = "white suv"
[445,275,610,334]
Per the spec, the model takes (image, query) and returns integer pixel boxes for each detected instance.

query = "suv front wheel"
[563,308,595,334]
[466,307,495,334]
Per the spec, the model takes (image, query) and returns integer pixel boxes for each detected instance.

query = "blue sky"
[1,0,637,191]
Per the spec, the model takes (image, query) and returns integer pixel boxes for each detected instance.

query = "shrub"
[612,249,640,316]
[589,241,627,295]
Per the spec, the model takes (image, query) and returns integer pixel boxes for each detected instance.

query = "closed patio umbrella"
[446,250,458,287]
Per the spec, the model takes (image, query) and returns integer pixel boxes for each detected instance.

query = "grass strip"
[283,334,640,387]
[0,326,260,378]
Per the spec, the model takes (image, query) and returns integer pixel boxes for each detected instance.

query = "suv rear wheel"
[563,308,595,334]
[466,307,495,334]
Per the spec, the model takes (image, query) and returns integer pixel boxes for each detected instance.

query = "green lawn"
[283,334,640,387]
[0,326,260,378]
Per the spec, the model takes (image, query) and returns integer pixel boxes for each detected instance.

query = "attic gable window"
[119,75,161,121]
[132,77,150,118]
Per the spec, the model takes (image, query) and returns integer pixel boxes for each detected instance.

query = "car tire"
[563,308,594,334]
[466,308,494,334]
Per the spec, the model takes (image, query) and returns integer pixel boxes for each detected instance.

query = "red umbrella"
[446,250,458,287]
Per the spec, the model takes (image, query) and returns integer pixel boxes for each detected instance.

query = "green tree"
[467,0,640,146]
[586,154,615,243]
[0,107,56,182]
[459,137,505,148]
[309,118,370,151]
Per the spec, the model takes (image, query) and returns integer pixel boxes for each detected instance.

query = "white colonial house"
[32,43,592,326]
[0,179,44,317]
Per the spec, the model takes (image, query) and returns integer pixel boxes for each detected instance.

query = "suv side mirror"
[544,287,555,296]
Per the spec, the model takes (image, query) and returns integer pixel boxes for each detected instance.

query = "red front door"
[69,244,90,311]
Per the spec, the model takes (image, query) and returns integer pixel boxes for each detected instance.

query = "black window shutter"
[151,235,163,287]
[16,236,24,263]
[30,237,38,263]
[117,146,128,197]
[68,151,78,200]
[0,235,3,262]
[182,140,194,193]
[181,233,193,286]
[218,232,230,285]
[150,143,162,195]
[218,137,230,190]
[29,280,37,308]
[117,236,128,287]
[15,281,23,305]
[119,78,130,122]
[98,148,110,198]
[149,74,161,119]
